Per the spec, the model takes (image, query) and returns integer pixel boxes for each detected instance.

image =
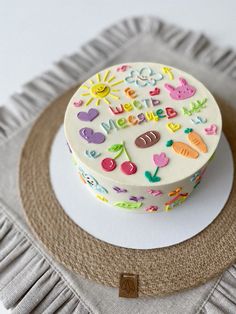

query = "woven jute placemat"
[19,86,236,297]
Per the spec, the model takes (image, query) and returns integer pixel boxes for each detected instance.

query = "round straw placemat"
[19,86,236,297]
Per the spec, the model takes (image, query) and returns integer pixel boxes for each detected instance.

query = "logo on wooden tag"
[119,273,138,298]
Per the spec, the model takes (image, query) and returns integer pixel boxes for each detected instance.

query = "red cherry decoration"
[101,158,117,172]
[120,161,137,175]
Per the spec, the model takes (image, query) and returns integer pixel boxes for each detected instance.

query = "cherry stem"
[122,141,131,161]
[153,166,159,177]
[114,147,124,160]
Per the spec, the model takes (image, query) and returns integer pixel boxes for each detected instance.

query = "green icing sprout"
[182,98,207,116]
[166,140,173,147]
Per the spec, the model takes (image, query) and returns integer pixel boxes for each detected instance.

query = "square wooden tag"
[119,273,138,298]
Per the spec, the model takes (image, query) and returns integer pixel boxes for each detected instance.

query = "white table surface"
[0,0,235,312]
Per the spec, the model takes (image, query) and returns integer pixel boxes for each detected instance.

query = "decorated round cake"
[64,62,222,213]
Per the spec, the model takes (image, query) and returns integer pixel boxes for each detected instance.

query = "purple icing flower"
[113,186,127,193]
[129,196,145,202]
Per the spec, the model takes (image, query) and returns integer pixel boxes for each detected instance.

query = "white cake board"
[50,126,234,249]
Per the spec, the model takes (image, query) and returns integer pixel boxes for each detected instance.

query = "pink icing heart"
[204,124,217,135]
[79,127,105,144]
[117,65,129,72]
[77,108,99,121]
[73,100,83,107]
[149,87,160,96]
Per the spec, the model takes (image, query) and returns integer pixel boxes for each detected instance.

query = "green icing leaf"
[144,171,161,183]
[166,140,173,147]
[182,107,192,116]
[108,144,123,152]
[113,201,143,209]
[184,128,193,134]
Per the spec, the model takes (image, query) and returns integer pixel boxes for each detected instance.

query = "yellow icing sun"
[80,70,123,106]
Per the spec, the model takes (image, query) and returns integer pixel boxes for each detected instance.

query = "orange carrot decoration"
[184,128,208,153]
[166,140,199,159]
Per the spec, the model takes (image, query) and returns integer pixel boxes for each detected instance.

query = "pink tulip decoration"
[153,152,169,168]
[145,152,169,183]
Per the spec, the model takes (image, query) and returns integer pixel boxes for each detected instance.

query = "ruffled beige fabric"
[1,16,236,313]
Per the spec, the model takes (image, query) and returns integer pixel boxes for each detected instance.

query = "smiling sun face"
[90,83,110,98]
[80,70,123,106]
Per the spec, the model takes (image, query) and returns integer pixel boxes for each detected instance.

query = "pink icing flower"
[145,205,158,212]
[153,152,169,168]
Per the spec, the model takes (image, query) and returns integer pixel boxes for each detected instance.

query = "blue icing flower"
[125,67,163,87]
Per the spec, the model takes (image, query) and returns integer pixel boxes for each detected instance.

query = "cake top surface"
[64,62,222,186]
